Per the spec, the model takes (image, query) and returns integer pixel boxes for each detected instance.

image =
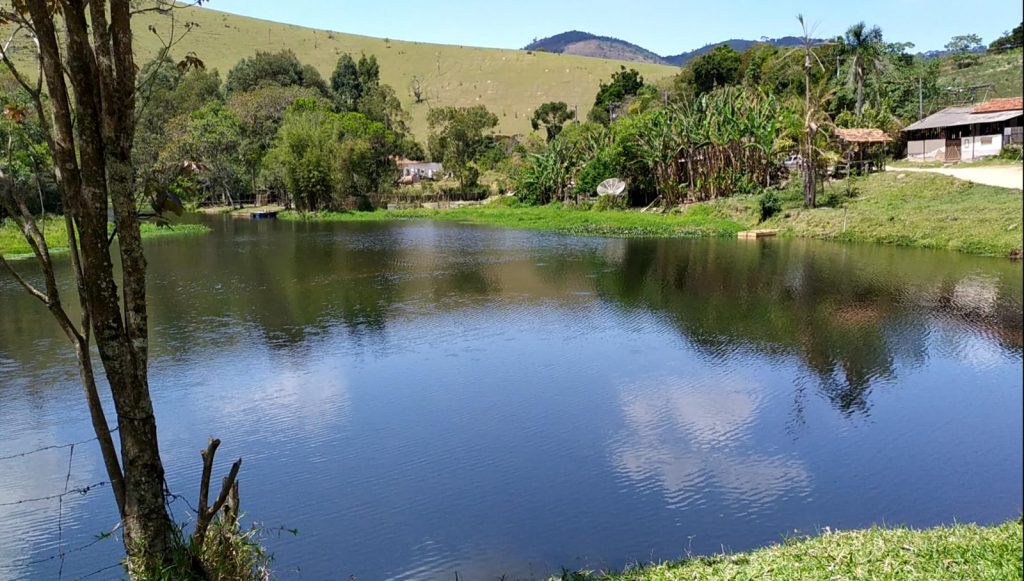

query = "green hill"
[124,5,679,139]
[937,48,1023,100]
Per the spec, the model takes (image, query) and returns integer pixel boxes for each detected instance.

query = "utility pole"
[918,77,924,120]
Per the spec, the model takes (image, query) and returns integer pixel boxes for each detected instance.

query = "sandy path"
[892,165,1024,190]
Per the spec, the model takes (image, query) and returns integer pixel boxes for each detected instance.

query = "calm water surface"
[1,217,1021,580]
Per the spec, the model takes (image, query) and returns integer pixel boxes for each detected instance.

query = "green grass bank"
[281,202,749,239]
[556,519,1023,580]
[282,171,1023,257]
[760,171,1023,256]
[0,220,210,259]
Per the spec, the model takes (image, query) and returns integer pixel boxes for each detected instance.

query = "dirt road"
[892,165,1023,190]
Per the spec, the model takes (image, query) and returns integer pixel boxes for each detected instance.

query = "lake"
[1,217,1021,580]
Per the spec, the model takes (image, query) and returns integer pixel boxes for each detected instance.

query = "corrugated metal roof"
[973,97,1023,113]
[902,106,1023,131]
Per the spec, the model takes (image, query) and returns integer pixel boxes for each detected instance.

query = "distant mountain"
[524,31,670,65]
[664,36,811,66]
[524,32,820,67]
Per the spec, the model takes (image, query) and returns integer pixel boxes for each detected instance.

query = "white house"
[902,97,1023,162]
[396,159,443,184]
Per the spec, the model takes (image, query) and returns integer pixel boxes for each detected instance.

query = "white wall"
[906,138,946,161]
[907,135,1005,161]
[960,134,1003,161]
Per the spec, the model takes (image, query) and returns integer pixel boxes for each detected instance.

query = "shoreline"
[279,171,1023,258]
[0,222,210,259]
[555,519,1022,580]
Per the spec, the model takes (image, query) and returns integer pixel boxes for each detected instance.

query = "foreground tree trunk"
[1,0,175,571]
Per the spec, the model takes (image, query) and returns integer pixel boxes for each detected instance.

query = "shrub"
[819,178,860,208]
[758,190,782,222]
[593,194,627,211]
[574,153,616,197]
[997,144,1022,161]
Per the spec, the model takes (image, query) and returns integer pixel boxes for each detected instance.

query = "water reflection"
[588,238,1021,414]
[611,376,811,513]
[0,218,1020,579]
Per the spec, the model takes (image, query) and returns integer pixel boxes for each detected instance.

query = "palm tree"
[843,22,886,117]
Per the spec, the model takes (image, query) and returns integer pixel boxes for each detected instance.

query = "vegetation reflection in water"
[0,217,1020,579]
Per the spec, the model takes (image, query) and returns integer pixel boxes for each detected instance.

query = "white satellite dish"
[596,178,626,196]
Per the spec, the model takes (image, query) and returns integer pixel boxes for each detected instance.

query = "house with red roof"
[902,97,1023,161]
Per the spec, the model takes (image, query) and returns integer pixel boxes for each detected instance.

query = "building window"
[981,137,993,145]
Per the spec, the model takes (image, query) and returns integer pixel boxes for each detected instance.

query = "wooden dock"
[737,229,778,239]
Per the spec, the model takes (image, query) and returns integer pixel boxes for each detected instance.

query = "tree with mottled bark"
[0,1,239,576]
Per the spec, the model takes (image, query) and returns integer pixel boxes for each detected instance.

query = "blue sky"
[205,0,1022,54]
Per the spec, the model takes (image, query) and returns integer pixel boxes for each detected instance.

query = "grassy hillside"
[937,48,1023,100]
[121,5,678,139]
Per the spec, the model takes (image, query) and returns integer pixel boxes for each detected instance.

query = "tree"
[135,56,221,192]
[409,75,425,104]
[357,53,381,90]
[268,100,341,211]
[228,85,325,195]
[330,53,361,111]
[336,111,401,195]
[0,3,247,576]
[798,14,832,208]
[330,53,380,113]
[946,34,984,69]
[843,22,886,117]
[358,83,410,133]
[531,101,575,141]
[226,49,327,94]
[160,103,247,207]
[0,0,175,571]
[690,44,742,94]
[427,105,498,190]
[989,23,1023,51]
[0,73,54,216]
[588,66,644,125]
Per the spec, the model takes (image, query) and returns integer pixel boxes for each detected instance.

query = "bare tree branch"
[192,438,242,551]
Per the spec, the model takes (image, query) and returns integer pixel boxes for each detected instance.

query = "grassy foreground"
[0,219,210,259]
[557,519,1023,581]
[283,172,1023,256]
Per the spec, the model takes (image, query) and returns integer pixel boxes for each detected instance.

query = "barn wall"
[906,139,946,161]
[960,134,1003,161]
